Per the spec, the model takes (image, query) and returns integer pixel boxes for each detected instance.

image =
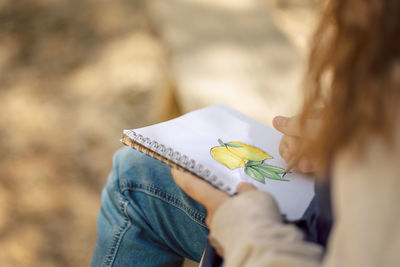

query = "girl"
[91,0,400,266]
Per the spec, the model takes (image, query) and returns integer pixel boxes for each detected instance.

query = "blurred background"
[0,0,317,266]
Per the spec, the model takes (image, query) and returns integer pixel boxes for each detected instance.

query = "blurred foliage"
[0,0,171,266]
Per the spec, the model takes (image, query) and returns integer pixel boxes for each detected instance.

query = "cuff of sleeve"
[209,190,282,251]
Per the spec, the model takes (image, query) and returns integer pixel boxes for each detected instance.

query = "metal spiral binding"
[122,130,228,193]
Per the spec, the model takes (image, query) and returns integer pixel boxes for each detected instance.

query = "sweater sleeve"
[209,190,323,267]
[210,134,400,267]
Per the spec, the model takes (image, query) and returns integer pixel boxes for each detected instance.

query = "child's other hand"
[273,115,317,174]
[171,168,256,227]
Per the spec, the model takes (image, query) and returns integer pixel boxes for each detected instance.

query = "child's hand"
[171,168,256,227]
[273,115,317,174]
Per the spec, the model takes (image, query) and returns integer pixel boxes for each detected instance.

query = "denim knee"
[112,146,172,190]
[113,146,207,227]
[91,147,209,266]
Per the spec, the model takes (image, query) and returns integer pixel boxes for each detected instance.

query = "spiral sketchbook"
[121,104,314,220]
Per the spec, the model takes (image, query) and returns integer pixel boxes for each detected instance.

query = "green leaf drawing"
[245,160,264,167]
[217,139,243,148]
[263,164,285,174]
[253,165,289,181]
[225,142,242,148]
[245,166,265,184]
[217,139,226,147]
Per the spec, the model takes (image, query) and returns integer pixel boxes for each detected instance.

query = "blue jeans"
[90,147,209,267]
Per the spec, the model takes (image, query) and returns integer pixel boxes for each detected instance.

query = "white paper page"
[124,104,314,220]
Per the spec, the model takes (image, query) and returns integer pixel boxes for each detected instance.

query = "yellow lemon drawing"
[210,139,288,183]
[226,141,272,162]
[210,146,247,170]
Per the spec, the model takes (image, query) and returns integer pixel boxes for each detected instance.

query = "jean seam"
[120,182,207,228]
[102,200,132,267]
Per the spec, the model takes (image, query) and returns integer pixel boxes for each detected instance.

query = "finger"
[279,136,294,163]
[279,135,289,159]
[284,135,300,161]
[171,168,229,207]
[236,182,256,194]
[273,115,302,137]
[171,168,206,196]
[296,157,315,173]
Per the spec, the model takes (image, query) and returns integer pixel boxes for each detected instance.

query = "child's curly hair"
[299,0,400,173]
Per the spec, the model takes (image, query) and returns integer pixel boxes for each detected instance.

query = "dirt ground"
[0,0,174,266]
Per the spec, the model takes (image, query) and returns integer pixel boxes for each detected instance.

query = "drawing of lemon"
[210,139,288,184]
[219,139,273,162]
[210,146,247,169]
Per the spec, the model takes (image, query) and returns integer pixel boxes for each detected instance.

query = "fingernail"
[274,116,287,127]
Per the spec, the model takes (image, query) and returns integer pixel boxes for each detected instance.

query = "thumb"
[236,182,256,194]
[273,115,301,137]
